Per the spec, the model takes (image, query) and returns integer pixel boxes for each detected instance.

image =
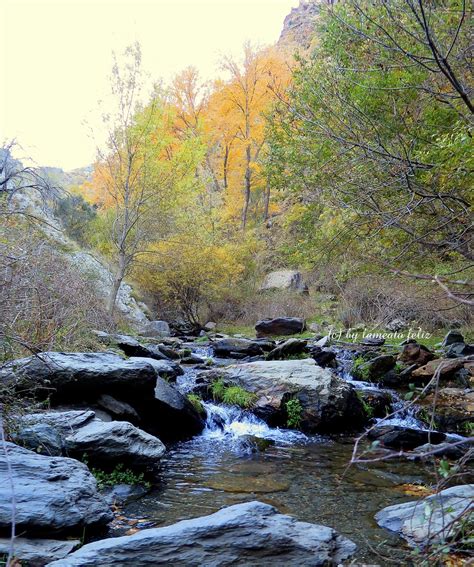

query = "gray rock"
[442,330,464,347]
[14,411,165,469]
[0,537,80,566]
[255,317,306,337]
[213,338,265,359]
[95,333,172,360]
[375,484,474,547]
[97,394,140,422]
[446,342,474,358]
[48,501,356,566]
[260,270,308,293]
[13,423,64,456]
[0,443,112,534]
[64,419,166,468]
[0,352,169,402]
[141,320,171,338]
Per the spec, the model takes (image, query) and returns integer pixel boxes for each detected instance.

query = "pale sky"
[0,0,299,170]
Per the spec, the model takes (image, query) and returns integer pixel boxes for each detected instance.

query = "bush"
[337,276,472,331]
[0,228,114,360]
[54,194,97,245]
[285,398,302,429]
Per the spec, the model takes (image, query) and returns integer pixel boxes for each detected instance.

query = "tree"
[220,44,288,229]
[267,0,473,304]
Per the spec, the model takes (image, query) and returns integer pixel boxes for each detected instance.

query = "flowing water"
[125,344,436,563]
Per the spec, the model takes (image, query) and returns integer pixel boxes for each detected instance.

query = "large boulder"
[0,353,200,441]
[375,485,474,547]
[13,410,166,469]
[0,443,113,535]
[255,317,306,337]
[48,501,356,566]
[213,338,267,359]
[140,320,171,338]
[260,270,308,293]
[0,352,180,403]
[199,359,366,432]
[0,537,80,566]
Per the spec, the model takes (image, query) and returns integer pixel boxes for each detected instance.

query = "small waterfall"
[201,401,306,445]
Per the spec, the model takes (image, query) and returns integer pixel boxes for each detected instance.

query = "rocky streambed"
[0,323,473,565]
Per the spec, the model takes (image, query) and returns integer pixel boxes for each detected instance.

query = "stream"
[124,344,436,563]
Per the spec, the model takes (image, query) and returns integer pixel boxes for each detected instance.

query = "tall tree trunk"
[241,144,251,230]
[223,145,229,190]
[263,181,270,221]
[108,249,127,316]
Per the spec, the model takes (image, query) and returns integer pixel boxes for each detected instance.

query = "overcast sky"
[0,0,298,170]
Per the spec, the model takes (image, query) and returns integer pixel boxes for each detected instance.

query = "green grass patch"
[211,379,257,408]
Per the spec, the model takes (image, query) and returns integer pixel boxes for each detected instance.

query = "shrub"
[285,398,302,429]
[89,463,150,490]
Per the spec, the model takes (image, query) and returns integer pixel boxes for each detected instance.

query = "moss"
[351,356,371,380]
[187,393,205,416]
[210,379,257,408]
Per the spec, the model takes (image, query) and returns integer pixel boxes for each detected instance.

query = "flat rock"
[255,317,306,337]
[0,537,80,566]
[140,320,171,337]
[48,501,356,566]
[0,443,112,535]
[375,484,474,547]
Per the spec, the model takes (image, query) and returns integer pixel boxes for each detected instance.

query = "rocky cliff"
[278,0,334,49]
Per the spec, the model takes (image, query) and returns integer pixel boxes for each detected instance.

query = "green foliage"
[187,393,205,416]
[211,379,257,408]
[356,391,374,419]
[266,0,472,289]
[89,462,150,490]
[54,194,96,244]
[285,397,303,429]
